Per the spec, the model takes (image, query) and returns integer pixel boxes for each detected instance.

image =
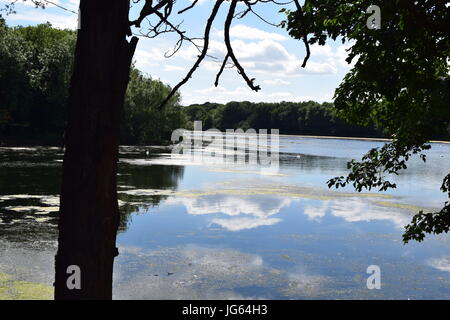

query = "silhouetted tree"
[3,0,311,300]
[3,0,447,300]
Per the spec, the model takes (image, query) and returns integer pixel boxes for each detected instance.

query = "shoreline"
[1,134,449,147]
[278,134,450,144]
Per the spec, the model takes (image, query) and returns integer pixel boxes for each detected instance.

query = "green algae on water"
[0,272,53,300]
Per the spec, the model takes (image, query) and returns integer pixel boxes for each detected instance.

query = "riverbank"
[278,134,450,144]
[2,133,449,148]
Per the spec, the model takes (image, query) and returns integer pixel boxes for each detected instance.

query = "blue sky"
[1,0,354,105]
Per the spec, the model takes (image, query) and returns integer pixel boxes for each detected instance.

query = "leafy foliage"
[0,19,75,142]
[283,0,450,242]
[0,20,185,145]
[184,101,385,137]
[122,68,187,145]
[403,174,450,242]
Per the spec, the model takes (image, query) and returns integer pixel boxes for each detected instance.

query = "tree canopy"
[283,0,450,242]
[0,19,75,143]
[1,22,395,145]
[184,101,386,137]
[0,20,185,145]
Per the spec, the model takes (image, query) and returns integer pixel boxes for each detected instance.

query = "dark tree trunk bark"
[55,0,138,300]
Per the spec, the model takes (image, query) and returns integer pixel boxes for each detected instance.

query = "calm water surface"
[1,136,450,299]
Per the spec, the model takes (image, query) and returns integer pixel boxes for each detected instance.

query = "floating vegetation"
[0,194,59,205]
[4,206,59,215]
[121,189,177,197]
[114,245,328,299]
[372,201,435,213]
[34,217,53,223]
[0,273,53,300]
[119,184,393,202]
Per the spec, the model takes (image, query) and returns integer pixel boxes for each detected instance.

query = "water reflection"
[113,244,325,300]
[327,198,413,228]
[120,182,417,232]
[428,257,450,273]
[167,194,291,231]
[118,163,184,231]
[1,137,450,299]
[0,146,185,299]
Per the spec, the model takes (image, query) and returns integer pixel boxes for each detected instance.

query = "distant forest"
[184,101,383,137]
[1,21,448,146]
[0,20,186,146]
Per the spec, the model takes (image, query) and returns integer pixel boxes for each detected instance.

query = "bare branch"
[243,0,280,27]
[130,0,172,28]
[3,0,316,111]
[215,54,229,87]
[1,0,77,15]
[224,0,261,92]
[133,1,204,58]
[178,0,198,14]
[158,0,225,108]
[40,0,77,14]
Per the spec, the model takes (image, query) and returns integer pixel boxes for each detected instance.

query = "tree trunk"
[55,0,138,300]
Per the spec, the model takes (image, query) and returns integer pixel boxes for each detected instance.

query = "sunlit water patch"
[1,138,450,299]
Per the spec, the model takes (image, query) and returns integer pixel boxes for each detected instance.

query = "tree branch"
[215,54,229,87]
[158,0,225,108]
[293,0,310,68]
[223,0,261,92]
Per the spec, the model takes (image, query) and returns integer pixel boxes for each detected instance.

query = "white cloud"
[182,85,320,105]
[329,198,412,228]
[310,43,334,57]
[163,65,185,72]
[176,37,337,78]
[213,24,288,42]
[262,78,291,86]
[6,11,77,29]
[164,193,293,231]
[168,194,292,218]
[304,201,330,221]
[428,257,450,272]
[1,0,79,29]
[309,42,356,68]
[133,39,173,70]
[211,217,281,231]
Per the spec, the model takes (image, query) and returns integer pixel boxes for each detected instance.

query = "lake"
[1,135,450,299]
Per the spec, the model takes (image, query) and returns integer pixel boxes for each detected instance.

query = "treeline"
[0,20,75,144]
[183,101,384,137]
[5,21,446,145]
[122,69,188,145]
[0,20,187,146]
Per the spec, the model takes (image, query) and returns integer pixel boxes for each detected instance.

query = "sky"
[1,0,355,105]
